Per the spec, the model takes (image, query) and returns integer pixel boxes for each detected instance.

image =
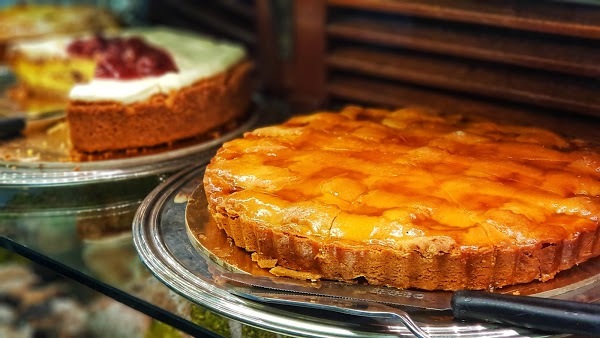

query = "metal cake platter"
[0,111,258,187]
[133,164,600,338]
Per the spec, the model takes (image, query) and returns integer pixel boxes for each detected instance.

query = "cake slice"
[8,36,97,101]
[7,27,253,159]
[0,4,119,61]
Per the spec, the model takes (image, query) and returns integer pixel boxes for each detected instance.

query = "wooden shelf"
[328,0,600,39]
[328,74,525,114]
[327,75,600,140]
[252,1,600,115]
[327,48,600,116]
[167,0,256,45]
[328,19,600,78]
[218,0,255,20]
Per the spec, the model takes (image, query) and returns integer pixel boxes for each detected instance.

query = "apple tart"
[202,106,600,291]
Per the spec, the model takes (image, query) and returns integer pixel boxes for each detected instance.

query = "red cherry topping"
[67,35,178,79]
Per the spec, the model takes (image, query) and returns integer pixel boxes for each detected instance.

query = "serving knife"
[221,272,600,337]
[228,286,431,338]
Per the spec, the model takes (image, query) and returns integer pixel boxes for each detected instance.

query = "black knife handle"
[451,290,600,336]
[0,116,25,139]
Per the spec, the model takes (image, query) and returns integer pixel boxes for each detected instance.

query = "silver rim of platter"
[0,111,259,187]
[133,164,600,338]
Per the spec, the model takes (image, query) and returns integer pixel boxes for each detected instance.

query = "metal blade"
[220,272,452,310]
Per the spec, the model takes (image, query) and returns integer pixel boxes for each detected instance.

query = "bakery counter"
[0,98,293,338]
[2,101,600,338]
[4,173,599,338]
[0,161,436,338]
[0,218,271,338]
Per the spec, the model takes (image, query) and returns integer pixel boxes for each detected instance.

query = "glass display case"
[1,1,600,337]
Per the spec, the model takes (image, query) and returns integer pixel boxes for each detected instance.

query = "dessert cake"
[202,106,600,291]
[0,4,119,62]
[1,5,120,113]
[7,27,252,159]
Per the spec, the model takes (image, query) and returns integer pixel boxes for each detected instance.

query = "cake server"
[221,272,600,336]
[228,286,432,338]
[221,272,452,310]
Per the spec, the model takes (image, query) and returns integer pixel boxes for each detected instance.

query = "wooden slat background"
[147,1,600,121]
[321,1,600,118]
[328,18,600,78]
[147,0,256,47]
[328,0,600,39]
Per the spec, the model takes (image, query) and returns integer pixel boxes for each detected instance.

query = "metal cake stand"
[133,164,600,337]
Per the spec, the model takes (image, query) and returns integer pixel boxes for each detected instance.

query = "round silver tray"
[133,164,600,337]
[0,111,258,187]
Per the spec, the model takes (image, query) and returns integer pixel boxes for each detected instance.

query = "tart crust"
[203,106,600,291]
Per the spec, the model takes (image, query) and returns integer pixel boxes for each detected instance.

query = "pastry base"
[67,60,253,154]
[212,209,600,290]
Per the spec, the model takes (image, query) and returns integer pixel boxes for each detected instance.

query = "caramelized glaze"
[203,106,600,290]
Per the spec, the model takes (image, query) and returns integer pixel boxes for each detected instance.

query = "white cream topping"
[13,27,246,104]
[73,27,245,103]
[10,35,73,58]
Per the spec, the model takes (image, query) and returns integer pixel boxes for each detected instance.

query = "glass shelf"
[0,99,293,338]
[0,234,229,337]
[0,167,274,337]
